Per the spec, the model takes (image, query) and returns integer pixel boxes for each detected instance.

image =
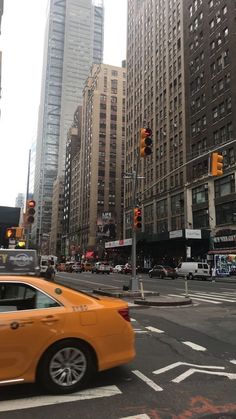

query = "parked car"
[113,265,125,273]
[83,262,93,272]
[65,262,74,273]
[148,265,177,279]
[72,262,83,273]
[92,262,112,274]
[0,268,135,394]
[176,262,210,280]
[229,267,236,276]
[56,263,66,272]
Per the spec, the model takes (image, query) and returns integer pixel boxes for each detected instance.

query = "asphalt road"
[1,272,236,419]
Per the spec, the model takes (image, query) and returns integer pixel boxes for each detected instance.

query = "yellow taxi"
[0,251,135,394]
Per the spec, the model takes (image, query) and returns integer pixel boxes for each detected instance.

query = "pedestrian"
[211,266,216,282]
[45,260,55,281]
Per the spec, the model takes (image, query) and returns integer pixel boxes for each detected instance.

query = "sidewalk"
[93,288,192,307]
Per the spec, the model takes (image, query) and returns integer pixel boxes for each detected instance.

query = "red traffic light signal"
[140,128,152,158]
[26,200,36,224]
[211,152,223,176]
[133,207,142,230]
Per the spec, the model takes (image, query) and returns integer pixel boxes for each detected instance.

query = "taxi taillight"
[118,308,130,322]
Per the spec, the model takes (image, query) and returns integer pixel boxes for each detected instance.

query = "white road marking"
[130,318,137,322]
[120,415,150,419]
[119,415,150,419]
[230,360,236,365]
[134,329,148,334]
[145,326,165,334]
[168,294,221,304]
[190,292,236,303]
[182,341,207,351]
[0,385,121,413]
[172,368,236,383]
[153,361,225,375]
[132,370,163,392]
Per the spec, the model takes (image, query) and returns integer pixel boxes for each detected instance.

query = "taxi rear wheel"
[37,339,96,394]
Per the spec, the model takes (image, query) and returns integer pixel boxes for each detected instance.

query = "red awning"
[85,251,94,259]
[208,248,236,255]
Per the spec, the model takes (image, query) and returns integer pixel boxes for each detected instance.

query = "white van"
[176,262,210,280]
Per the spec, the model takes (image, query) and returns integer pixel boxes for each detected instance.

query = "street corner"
[133,294,192,307]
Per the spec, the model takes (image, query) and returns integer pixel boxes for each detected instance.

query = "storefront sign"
[105,238,132,248]
[169,230,183,239]
[214,235,236,243]
[185,229,201,239]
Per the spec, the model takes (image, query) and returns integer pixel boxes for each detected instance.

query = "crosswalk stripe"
[0,385,121,412]
[120,414,151,419]
[188,292,236,303]
[168,294,222,304]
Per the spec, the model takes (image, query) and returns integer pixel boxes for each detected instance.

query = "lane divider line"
[182,341,207,351]
[145,326,165,334]
[132,370,163,392]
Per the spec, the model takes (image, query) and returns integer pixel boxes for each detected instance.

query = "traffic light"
[133,207,142,230]
[15,240,26,249]
[26,200,36,224]
[211,152,223,176]
[15,227,24,239]
[140,127,152,158]
[6,228,16,239]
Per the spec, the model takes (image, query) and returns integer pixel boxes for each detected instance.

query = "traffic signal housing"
[6,228,16,239]
[140,128,152,158]
[26,200,36,224]
[211,152,223,176]
[133,207,142,230]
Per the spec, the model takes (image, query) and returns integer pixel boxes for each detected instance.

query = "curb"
[93,289,160,299]
[133,298,192,307]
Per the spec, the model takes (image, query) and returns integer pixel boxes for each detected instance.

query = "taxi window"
[0,283,60,312]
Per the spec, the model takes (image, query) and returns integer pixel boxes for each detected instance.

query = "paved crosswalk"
[169,290,236,305]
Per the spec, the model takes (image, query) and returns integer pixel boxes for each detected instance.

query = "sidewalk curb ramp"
[93,289,192,307]
[133,296,192,307]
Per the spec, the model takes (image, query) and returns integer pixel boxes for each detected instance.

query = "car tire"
[37,339,96,395]
[188,273,193,280]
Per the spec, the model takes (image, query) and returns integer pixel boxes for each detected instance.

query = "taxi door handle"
[41,315,59,324]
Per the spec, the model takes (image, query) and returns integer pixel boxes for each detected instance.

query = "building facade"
[0,0,4,116]
[33,0,104,253]
[64,63,126,258]
[124,0,236,265]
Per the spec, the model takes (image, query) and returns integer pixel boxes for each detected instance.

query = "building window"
[215,174,235,198]
[216,201,236,225]
[193,209,209,228]
[192,184,208,204]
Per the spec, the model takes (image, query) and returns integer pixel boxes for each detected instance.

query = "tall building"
[0,0,4,115]
[125,0,236,265]
[15,193,25,225]
[63,63,126,258]
[33,0,104,251]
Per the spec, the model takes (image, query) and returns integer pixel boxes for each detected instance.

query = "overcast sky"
[0,0,127,207]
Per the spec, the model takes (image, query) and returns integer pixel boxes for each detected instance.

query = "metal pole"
[25,149,31,249]
[184,275,189,298]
